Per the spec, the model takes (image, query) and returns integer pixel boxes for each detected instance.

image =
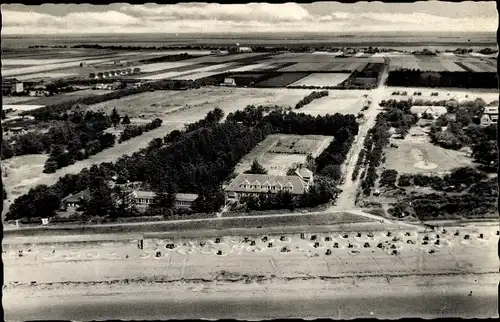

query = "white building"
[238,46,253,53]
[410,105,447,119]
[480,106,498,126]
[224,168,313,201]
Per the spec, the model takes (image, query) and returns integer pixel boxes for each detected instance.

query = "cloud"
[119,3,313,23]
[1,3,497,34]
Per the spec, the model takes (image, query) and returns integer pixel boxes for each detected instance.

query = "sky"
[1,2,497,35]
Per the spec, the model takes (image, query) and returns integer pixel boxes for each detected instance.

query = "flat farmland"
[296,90,367,116]
[289,73,351,87]
[234,134,334,175]
[17,71,79,81]
[384,87,499,102]
[7,89,115,106]
[132,61,198,73]
[139,62,237,80]
[255,73,309,87]
[226,63,275,73]
[174,71,224,81]
[2,56,126,77]
[187,53,267,64]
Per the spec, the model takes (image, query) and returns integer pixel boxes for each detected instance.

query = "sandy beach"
[3,224,498,319]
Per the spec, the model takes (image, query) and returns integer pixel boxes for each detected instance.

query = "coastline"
[4,274,499,320]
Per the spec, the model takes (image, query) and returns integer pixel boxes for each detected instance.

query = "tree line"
[119,118,163,143]
[295,91,329,109]
[386,70,498,89]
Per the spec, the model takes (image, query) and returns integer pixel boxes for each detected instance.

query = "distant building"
[9,127,28,135]
[2,78,24,94]
[237,46,253,53]
[133,67,141,74]
[410,106,447,119]
[224,169,313,201]
[480,106,498,126]
[223,77,236,86]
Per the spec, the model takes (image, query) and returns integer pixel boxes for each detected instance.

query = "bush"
[397,174,412,187]
[379,169,398,187]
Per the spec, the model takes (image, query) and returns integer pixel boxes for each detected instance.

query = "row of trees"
[295,91,329,109]
[138,53,192,64]
[386,70,498,89]
[118,118,163,143]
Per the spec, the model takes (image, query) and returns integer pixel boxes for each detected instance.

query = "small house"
[2,78,24,94]
[61,188,91,210]
[223,77,236,86]
[410,106,447,119]
[9,127,27,135]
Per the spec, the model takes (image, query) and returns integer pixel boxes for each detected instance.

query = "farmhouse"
[9,127,28,135]
[224,169,313,201]
[2,78,24,94]
[410,106,447,119]
[480,106,498,126]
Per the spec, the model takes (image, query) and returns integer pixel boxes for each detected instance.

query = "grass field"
[384,132,473,174]
[5,89,114,107]
[234,134,333,175]
[289,73,351,87]
[383,87,499,102]
[296,90,366,116]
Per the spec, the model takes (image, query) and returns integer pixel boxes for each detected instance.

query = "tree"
[122,114,131,125]
[320,164,342,181]
[43,160,58,173]
[110,108,121,128]
[245,159,268,174]
[83,177,115,217]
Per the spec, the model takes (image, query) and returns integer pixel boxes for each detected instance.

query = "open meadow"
[384,137,473,175]
[296,90,367,116]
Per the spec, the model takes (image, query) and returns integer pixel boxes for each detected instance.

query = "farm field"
[16,71,79,81]
[187,53,267,64]
[234,134,334,176]
[5,89,115,107]
[132,61,198,73]
[384,87,499,102]
[388,54,496,72]
[2,104,46,112]
[138,62,237,80]
[255,73,309,87]
[173,71,224,81]
[289,73,351,87]
[1,56,128,77]
[266,54,385,64]
[296,90,367,116]
[225,63,274,73]
[384,129,473,175]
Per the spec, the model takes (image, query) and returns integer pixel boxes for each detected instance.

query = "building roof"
[295,167,313,179]
[62,189,91,203]
[484,106,498,115]
[410,105,447,115]
[131,190,198,202]
[225,173,309,195]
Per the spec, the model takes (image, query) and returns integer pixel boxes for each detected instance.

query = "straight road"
[334,61,390,210]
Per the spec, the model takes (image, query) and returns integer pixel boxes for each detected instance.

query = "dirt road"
[334,64,390,210]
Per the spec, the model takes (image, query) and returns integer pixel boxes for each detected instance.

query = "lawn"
[384,135,473,175]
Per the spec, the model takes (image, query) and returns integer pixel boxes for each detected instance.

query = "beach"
[3,224,499,319]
